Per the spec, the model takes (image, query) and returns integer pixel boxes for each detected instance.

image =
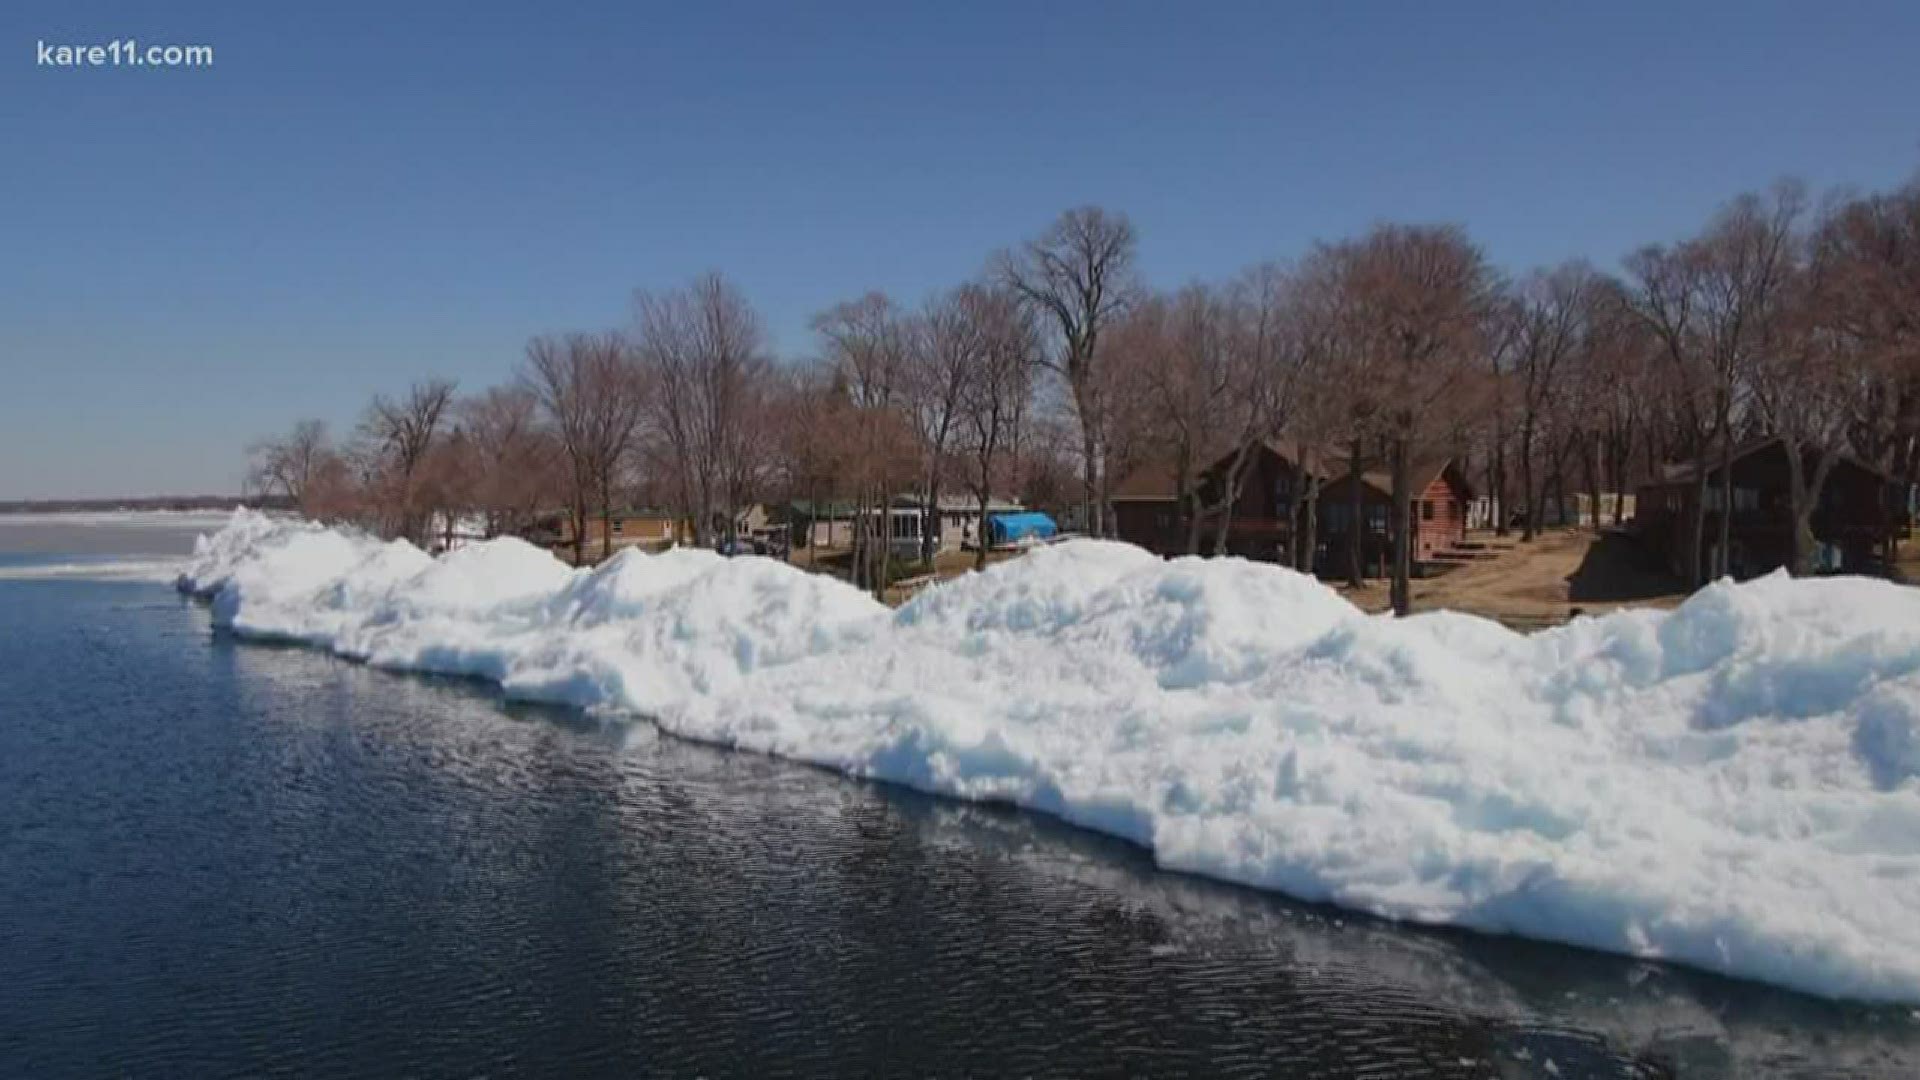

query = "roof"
[533,507,680,521]
[1109,460,1181,502]
[787,499,861,517]
[1112,442,1467,503]
[887,493,1022,511]
[1648,436,1891,487]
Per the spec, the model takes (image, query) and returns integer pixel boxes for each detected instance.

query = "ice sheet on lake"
[0,557,187,582]
[0,509,244,528]
[178,508,1920,1003]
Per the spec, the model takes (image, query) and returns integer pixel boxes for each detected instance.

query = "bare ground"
[1337,529,1689,628]
[560,529,1694,626]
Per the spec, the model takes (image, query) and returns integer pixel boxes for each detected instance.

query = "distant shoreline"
[0,497,286,515]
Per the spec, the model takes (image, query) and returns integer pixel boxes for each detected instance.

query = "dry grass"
[1337,528,1689,629]
[553,528,1699,627]
[1890,528,1920,585]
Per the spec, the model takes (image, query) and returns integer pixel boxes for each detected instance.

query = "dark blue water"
[2,521,1917,1078]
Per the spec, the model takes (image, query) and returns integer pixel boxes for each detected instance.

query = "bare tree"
[955,284,1038,569]
[1290,245,1381,581]
[459,385,555,537]
[635,273,773,548]
[359,377,458,544]
[1813,180,1920,557]
[1629,181,1806,584]
[1340,224,1497,616]
[1499,261,1604,539]
[998,207,1138,538]
[247,419,339,517]
[1749,224,1867,574]
[766,362,857,564]
[1284,327,1347,573]
[814,292,915,596]
[1212,263,1316,555]
[908,289,982,562]
[1128,285,1242,554]
[1583,281,1652,528]
[523,333,644,564]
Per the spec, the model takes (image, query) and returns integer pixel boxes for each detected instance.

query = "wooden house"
[1632,437,1903,578]
[1111,440,1472,576]
[528,508,689,555]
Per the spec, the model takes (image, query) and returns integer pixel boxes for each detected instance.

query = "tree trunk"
[1583,434,1602,531]
[1492,416,1508,537]
[1077,415,1103,539]
[1185,491,1206,555]
[1784,446,1811,576]
[1389,433,1413,617]
[1687,457,1710,588]
[600,476,614,566]
[1482,453,1496,535]
[1609,434,1631,529]
[875,488,892,602]
[975,489,992,572]
[1287,491,1302,568]
[1551,464,1569,530]
[1212,443,1256,557]
[570,480,587,567]
[1892,437,1917,565]
[1300,474,1321,575]
[1786,449,1839,576]
[1345,436,1365,588]
[921,470,940,565]
[1519,422,1537,541]
[1716,420,1734,578]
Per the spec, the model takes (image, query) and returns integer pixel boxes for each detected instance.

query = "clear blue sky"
[2,1,1915,499]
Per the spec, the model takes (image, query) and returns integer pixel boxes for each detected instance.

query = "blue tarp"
[987,511,1058,546]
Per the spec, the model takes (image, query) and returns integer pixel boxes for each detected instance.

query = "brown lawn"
[554,528,1697,626]
[1337,528,1689,628]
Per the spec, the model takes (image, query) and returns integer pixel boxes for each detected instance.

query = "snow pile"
[177,509,1920,1002]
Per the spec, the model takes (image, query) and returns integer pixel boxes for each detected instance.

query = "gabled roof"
[1109,460,1182,502]
[1111,441,1468,503]
[1650,436,1891,487]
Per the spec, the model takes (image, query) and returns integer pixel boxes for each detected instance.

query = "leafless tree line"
[248,172,1920,607]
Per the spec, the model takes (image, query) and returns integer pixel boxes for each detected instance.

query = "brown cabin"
[527,508,690,554]
[1111,440,1472,576]
[1632,437,1903,578]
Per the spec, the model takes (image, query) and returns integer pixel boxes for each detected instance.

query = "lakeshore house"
[1112,439,1472,577]
[788,494,1025,557]
[1631,436,1904,578]
[862,493,1027,559]
[787,499,859,550]
[525,508,690,554]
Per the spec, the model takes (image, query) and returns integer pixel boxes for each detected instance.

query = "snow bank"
[177,509,1920,1003]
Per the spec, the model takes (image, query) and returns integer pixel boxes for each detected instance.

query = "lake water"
[2,515,1915,1078]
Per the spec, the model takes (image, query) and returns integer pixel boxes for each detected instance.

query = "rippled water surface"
[2,520,1916,1078]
